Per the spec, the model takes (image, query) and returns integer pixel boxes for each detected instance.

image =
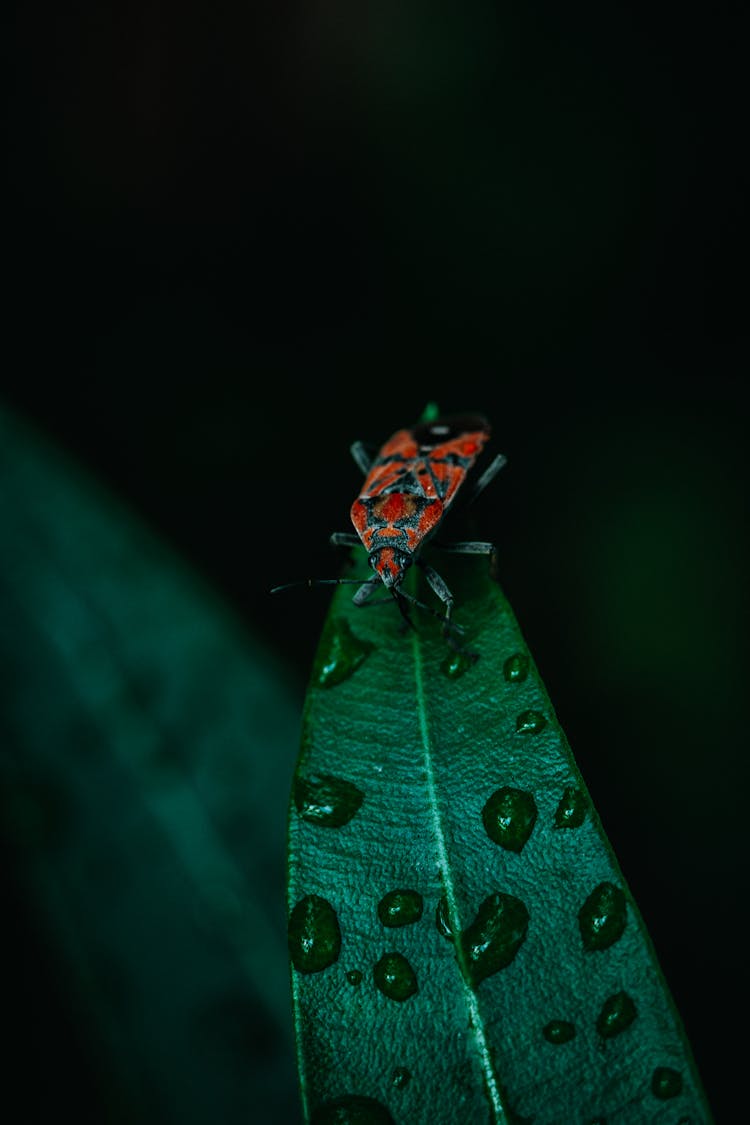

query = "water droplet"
[578,882,627,952]
[596,991,637,1038]
[482,786,538,852]
[391,1066,412,1089]
[373,952,418,1002]
[441,649,474,679]
[346,969,363,986]
[377,889,423,927]
[543,1019,576,1044]
[316,617,373,688]
[515,709,547,734]
[554,785,587,829]
[651,1066,683,1100]
[294,773,365,827]
[503,652,529,683]
[458,892,530,986]
[288,894,341,973]
[435,896,453,940]
[312,1094,395,1124]
[436,892,530,983]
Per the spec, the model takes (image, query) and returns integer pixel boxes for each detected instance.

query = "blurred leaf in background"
[0,405,301,1124]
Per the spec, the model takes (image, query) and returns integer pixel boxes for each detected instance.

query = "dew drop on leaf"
[651,1066,683,1100]
[481,786,538,852]
[311,1094,395,1124]
[377,888,424,927]
[596,990,637,1038]
[391,1066,412,1089]
[515,709,547,734]
[288,894,342,973]
[503,652,529,682]
[316,616,373,688]
[435,896,453,940]
[373,952,418,1001]
[293,773,365,827]
[554,785,587,829]
[459,891,530,986]
[346,969,363,986]
[440,649,475,679]
[542,1019,576,1044]
[578,882,627,952]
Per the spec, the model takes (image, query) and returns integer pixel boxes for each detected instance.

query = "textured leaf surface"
[0,406,301,1123]
[287,554,712,1124]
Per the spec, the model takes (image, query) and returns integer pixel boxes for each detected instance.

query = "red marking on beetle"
[373,493,413,523]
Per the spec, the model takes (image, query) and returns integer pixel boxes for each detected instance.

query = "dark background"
[5,1,748,1120]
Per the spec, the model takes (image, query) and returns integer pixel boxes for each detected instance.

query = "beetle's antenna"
[270,578,369,594]
[391,587,416,631]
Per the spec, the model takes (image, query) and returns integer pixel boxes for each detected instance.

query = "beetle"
[273,411,506,638]
[335,412,505,626]
[273,409,508,639]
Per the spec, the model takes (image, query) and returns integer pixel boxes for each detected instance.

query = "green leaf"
[0,405,301,1123]
[287,553,712,1124]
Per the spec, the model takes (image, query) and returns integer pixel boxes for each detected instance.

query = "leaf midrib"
[412,630,508,1125]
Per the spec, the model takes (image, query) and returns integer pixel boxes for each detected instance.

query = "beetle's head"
[369,545,412,589]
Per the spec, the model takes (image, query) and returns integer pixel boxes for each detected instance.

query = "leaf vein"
[412,631,509,1125]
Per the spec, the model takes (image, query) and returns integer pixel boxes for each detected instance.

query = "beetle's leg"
[353,575,381,606]
[417,560,454,630]
[415,560,478,655]
[350,441,374,475]
[434,540,495,556]
[391,589,416,632]
[330,531,361,548]
[465,452,507,504]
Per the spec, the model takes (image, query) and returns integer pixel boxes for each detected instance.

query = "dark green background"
[5,2,747,1120]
